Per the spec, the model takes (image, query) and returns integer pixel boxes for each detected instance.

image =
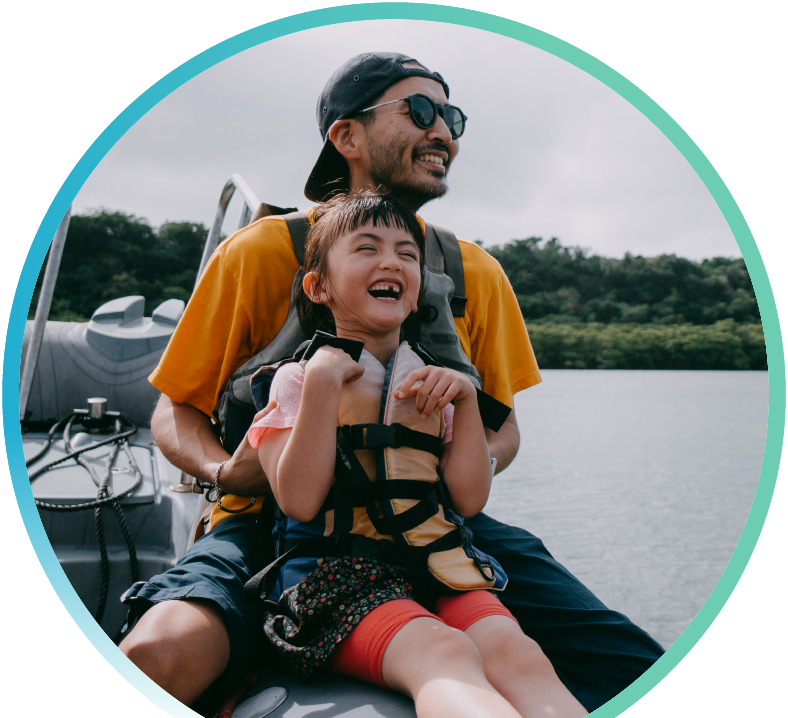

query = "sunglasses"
[358,94,467,139]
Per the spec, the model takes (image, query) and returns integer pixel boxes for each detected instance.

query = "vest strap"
[335,430,446,535]
[243,528,467,604]
[283,211,310,265]
[339,423,442,456]
[426,223,467,317]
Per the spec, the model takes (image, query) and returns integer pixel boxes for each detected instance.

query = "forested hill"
[30,211,765,370]
[32,211,205,322]
[486,237,759,326]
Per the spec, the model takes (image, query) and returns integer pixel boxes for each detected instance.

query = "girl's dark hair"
[296,191,425,336]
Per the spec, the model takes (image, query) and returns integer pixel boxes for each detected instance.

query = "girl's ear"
[303,272,329,304]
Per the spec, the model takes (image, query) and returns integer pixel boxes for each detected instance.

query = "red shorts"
[326,590,516,688]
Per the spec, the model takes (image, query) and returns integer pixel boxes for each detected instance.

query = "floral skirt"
[262,556,415,680]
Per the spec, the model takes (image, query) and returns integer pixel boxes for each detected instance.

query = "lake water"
[484,370,768,649]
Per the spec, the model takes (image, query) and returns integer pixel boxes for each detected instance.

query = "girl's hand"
[305,345,365,385]
[395,366,476,419]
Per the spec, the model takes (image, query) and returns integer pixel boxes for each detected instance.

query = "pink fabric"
[247,362,454,449]
[248,363,305,449]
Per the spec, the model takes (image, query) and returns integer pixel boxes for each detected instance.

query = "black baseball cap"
[304,52,451,203]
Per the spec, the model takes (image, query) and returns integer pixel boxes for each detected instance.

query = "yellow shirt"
[149,213,542,528]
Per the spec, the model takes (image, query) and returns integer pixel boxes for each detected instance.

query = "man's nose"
[426,112,453,147]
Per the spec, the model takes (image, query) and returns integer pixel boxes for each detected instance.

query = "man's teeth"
[419,154,444,166]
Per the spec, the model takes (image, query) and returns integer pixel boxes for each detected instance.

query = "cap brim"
[304,139,350,203]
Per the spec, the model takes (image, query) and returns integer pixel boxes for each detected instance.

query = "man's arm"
[151,394,271,495]
[486,410,520,474]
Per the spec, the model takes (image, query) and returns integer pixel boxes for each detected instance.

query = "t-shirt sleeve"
[148,217,301,417]
[248,363,304,449]
[455,240,542,408]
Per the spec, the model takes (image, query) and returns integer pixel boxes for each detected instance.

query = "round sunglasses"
[358,94,467,139]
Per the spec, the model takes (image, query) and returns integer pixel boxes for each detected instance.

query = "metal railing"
[194,174,260,288]
[20,206,72,420]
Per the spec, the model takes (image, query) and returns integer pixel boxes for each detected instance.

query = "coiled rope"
[27,413,142,624]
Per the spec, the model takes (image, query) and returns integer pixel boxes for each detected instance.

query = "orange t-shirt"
[149,213,541,528]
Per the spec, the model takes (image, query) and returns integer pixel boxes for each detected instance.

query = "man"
[119,53,663,713]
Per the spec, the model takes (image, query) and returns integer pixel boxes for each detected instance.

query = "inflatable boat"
[20,176,417,717]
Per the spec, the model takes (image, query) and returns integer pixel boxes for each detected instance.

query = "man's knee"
[120,599,230,693]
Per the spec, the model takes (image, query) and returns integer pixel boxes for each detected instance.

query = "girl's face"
[305,222,421,340]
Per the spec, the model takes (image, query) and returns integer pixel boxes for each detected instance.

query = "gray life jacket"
[214,211,484,454]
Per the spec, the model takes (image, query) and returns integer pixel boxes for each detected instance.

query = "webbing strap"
[319,478,452,511]
[339,423,442,456]
[426,223,467,317]
[243,528,467,603]
[283,211,310,265]
[335,431,444,535]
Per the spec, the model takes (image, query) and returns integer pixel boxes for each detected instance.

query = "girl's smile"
[304,222,422,354]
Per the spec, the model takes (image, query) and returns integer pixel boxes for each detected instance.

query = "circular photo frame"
[6,5,784,718]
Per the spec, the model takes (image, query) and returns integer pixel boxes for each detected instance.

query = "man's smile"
[414,148,448,173]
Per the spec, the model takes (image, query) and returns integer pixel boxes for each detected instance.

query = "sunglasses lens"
[443,107,465,139]
[409,96,437,129]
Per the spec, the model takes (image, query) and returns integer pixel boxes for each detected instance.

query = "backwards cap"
[304,52,450,203]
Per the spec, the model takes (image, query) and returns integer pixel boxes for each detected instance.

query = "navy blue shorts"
[121,512,664,714]
[465,512,664,711]
[120,514,268,703]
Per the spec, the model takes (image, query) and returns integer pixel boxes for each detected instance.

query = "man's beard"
[366,135,449,211]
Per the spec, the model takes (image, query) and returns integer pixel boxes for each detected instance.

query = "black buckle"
[333,533,355,556]
[336,534,388,561]
[473,554,496,582]
[366,423,401,449]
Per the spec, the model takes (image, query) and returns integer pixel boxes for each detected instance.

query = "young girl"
[246,192,587,718]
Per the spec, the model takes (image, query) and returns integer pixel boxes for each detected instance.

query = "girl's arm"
[396,368,491,517]
[258,347,364,522]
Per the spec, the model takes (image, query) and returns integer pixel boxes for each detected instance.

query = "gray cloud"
[74,20,738,260]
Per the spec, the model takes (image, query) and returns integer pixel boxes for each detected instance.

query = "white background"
[2,2,785,716]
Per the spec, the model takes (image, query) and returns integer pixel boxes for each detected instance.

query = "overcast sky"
[73,20,739,261]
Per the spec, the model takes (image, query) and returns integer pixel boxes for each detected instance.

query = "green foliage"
[487,237,760,326]
[30,210,206,321]
[527,320,767,370]
[29,214,766,370]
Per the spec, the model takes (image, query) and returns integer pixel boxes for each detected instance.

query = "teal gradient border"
[5,4,784,716]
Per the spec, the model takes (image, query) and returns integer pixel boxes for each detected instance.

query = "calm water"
[485,370,768,649]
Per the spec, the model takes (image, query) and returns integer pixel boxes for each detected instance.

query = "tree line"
[485,237,759,326]
[30,210,205,322]
[30,211,766,370]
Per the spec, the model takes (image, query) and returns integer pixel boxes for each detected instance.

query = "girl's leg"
[381,616,521,718]
[464,615,588,718]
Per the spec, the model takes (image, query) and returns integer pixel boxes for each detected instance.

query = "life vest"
[214,212,483,455]
[243,340,508,608]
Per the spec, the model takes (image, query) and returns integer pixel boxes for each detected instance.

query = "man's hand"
[150,394,273,496]
[217,402,279,496]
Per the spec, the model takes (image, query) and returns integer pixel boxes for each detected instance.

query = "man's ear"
[329,119,365,161]
[303,271,329,304]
